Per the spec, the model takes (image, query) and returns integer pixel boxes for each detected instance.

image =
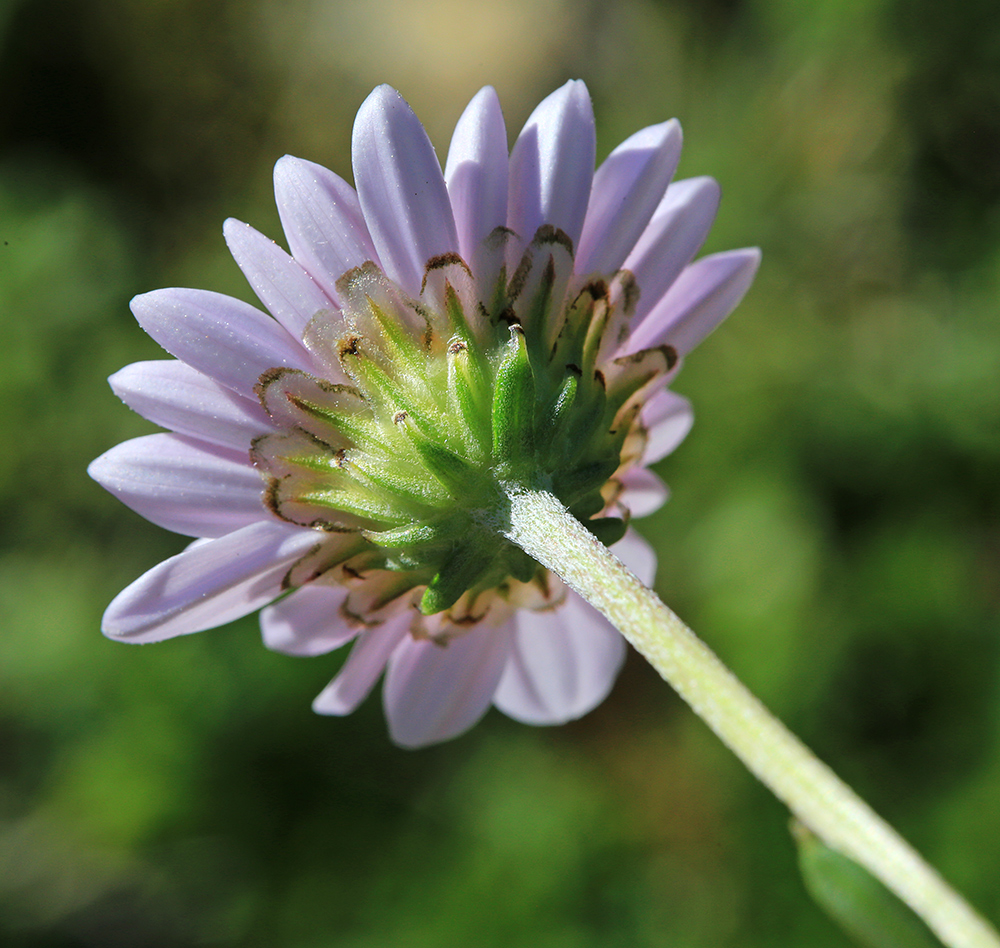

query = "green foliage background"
[0,0,998,944]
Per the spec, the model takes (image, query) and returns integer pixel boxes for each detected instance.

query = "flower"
[90,81,759,747]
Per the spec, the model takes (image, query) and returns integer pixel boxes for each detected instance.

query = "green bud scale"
[251,228,675,620]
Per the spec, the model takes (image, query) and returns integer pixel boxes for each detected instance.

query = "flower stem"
[499,486,999,948]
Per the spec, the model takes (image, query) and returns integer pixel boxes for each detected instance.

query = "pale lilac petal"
[618,467,669,518]
[494,594,625,725]
[274,156,379,302]
[624,177,721,323]
[109,361,275,450]
[312,616,409,715]
[444,86,509,264]
[88,434,265,538]
[131,288,317,399]
[493,527,655,725]
[641,390,694,464]
[612,528,658,587]
[575,120,682,276]
[352,85,459,297]
[627,248,761,355]
[384,622,514,747]
[102,521,321,643]
[223,218,339,339]
[260,584,356,657]
[507,80,595,251]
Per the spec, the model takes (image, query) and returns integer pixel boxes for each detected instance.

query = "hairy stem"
[499,486,999,948]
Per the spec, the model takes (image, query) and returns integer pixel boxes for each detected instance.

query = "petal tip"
[222,216,246,236]
[311,691,339,716]
[273,154,303,188]
[562,77,591,99]
[86,453,108,485]
[357,84,408,124]
[128,289,156,315]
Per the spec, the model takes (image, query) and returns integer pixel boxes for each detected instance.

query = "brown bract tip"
[262,477,287,520]
[615,270,640,315]
[484,225,517,251]
[531,224,574,257]
[578,278,609,302]
[339,336,361,359]
[254,366,294,408]
[421,252,473,294]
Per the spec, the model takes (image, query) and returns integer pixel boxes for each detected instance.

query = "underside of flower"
[90,80,760,746]
[251,226,675,628]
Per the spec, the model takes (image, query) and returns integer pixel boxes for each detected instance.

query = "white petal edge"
[273,155,379,302]
[312,615,410,715]
[260,584,356,657]
[223,218,340,340]
[384,622,515,748]
[507,79,596,252]
[444,85,509,265]
[575,119,682,277]
[352,85,459,297]
[102,521,321,643]
[626,248,761,356]
[130,288,317,399]
[109,360,275,451]
[89,433,266,539]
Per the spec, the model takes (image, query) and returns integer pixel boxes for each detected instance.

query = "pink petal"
[130,288,317,399]
[273,156,379,301]
[260,584,357,657]
[383,622,515,748]
[444,86,510,266]
[640,390,694,464]
[575,119,682,277]
[312,616,409,715]
[624,176,721,324]
[109,360,275,451]
[102,521,321,643]
[618,467,669,518]
[88,433,265,538]
[492,527,652,725]
[507,80,595,252]
[612,528,658,587]
[626,248,761,356]
[493,594,625,725]
[223,218,340,340]
[352,85,459,297]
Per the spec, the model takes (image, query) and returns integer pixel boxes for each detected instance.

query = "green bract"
[251,227,676,617]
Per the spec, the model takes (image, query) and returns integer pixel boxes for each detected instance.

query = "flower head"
[90,82,759,747]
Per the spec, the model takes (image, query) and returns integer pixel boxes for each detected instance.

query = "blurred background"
[1,0,999,944]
